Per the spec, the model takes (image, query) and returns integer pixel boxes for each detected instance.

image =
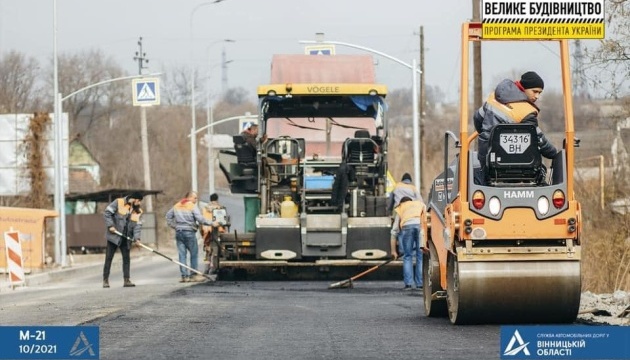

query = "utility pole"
[472,0,483,111]
[133,37,153,212]
[418,26,426,196]
[134,37,149,75]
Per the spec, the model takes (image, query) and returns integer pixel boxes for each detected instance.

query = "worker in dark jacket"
[387,173,422,214]
[103,192,143,288]
[240,123,259,148]
[474,71,558,184]
[240,123,267,148]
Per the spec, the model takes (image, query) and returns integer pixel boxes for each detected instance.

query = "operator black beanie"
[129,192,144,201]
[520,71,544,90]
[402,173,412,182]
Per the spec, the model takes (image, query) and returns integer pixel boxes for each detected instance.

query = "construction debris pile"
[578,291,630,326]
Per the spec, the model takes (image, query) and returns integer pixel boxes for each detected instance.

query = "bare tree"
[585,0,630,99]
[385,88,412,126]
[220,87,249,105]
[211,92,257,135]
[160,64,192,106]
[0,51,42,113]
[44,49,128,138]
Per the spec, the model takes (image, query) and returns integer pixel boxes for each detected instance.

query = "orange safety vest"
[486,93,538,123]
[117,198,142,222]
[173,200,196,212]
[395,200,425,226]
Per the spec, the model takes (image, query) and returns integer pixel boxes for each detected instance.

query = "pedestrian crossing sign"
[132,78,160,106]
[304,45,335,56]
[239,119,258,132]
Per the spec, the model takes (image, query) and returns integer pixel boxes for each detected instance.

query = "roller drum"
[447,257,581,324]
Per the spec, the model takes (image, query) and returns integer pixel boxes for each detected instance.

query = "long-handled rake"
[328,256,399,289]
[113,231,215,281]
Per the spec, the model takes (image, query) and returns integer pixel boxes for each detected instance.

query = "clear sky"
[0,0,572,103]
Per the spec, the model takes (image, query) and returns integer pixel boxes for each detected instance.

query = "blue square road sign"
[132,78,160,106]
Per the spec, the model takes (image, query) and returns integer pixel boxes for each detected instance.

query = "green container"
[243,196,260,233]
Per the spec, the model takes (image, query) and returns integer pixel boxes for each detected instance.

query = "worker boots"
[123,278,136,287]
[103,279,110,288]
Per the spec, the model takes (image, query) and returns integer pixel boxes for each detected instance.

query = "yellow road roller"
[423,22,582,324]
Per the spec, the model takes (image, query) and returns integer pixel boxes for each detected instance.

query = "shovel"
[113,230,215,281]
[328,256,399,289]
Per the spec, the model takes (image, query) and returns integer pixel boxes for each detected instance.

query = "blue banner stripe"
[0,326,99,359]
[500,325,629,359]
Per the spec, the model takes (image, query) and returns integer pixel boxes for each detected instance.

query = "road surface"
[1,253,502,360]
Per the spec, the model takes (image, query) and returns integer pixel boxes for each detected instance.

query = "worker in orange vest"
[390,196,426,291]
[166,191,213,283]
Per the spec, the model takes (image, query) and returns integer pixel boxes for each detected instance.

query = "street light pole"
[299,40,422,76]
[189,0,227,193]
[52,0,63,266]
[207,99,214,196]
[206,55,234,196]
[298,39,422,191]
[53,73,161,267]
[411,58,420,193]
[62,74,162,101]
[190,114,258,137]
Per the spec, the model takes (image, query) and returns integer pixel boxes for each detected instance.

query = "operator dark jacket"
[473,79,558,168]
[104,197,143,247]
[240,130,257,148]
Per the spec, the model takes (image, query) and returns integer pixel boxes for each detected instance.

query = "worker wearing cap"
[241,123,258,148]
[103,192,144,288]
[240,123,267,148]
[474,71,558,185]
[387,173,423,258]
[387,172,422,214]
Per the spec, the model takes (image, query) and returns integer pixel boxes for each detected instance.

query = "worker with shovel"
[103,192,144,288]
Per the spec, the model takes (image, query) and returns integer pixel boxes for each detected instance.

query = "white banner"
[0,113,69,196]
